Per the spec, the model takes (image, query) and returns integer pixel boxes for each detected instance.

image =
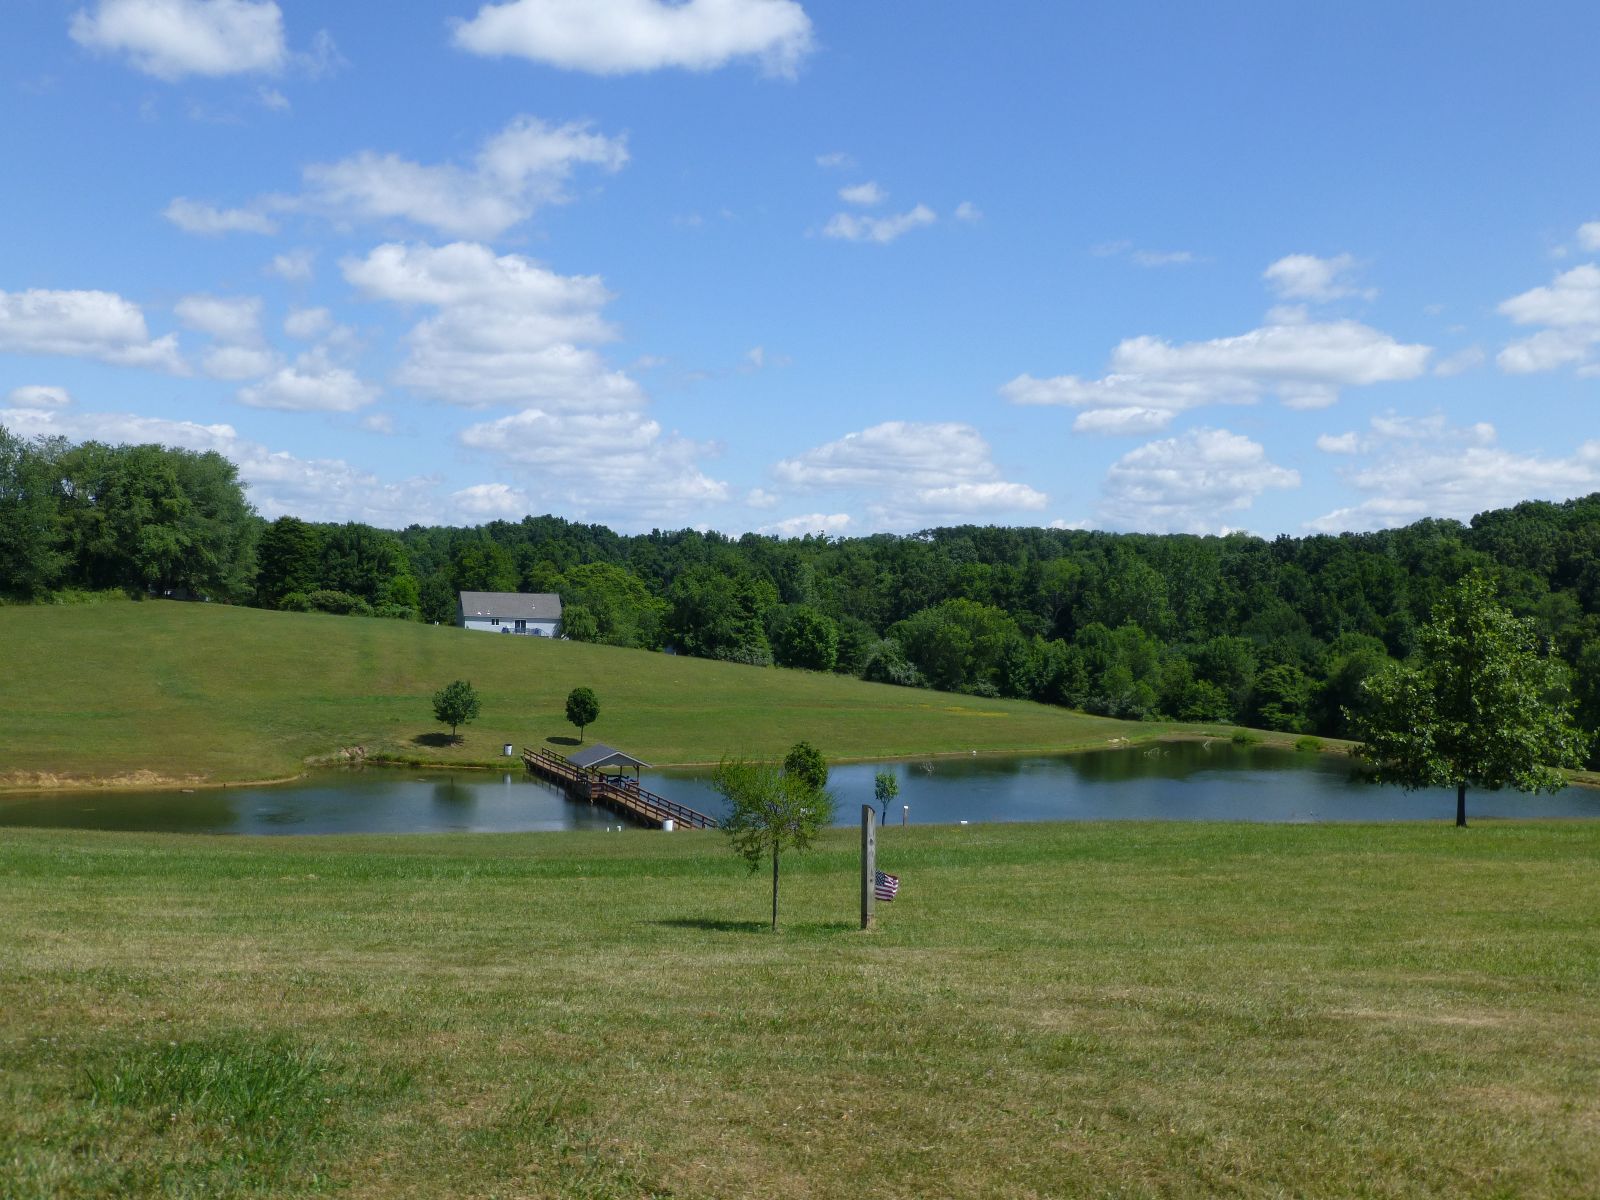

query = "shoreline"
[0,728,1231,798]
[5,729,1594,802]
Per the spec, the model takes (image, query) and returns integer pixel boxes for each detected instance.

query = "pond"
[3,740,1598,836]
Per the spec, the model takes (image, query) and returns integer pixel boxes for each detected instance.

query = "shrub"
[1230,730,1261,746]
[373,602,419,621]
[1294,735,1324,753]
[307,589,372,617]
[45,588,133,606]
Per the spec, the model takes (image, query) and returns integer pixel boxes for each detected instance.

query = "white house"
[457,591,563,637]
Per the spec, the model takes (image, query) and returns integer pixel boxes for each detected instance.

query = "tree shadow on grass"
[648,917,856,935]
[545,735,581,747]
[412,732,459,748]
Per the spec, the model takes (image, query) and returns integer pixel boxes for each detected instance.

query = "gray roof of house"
[458,591,563,620]
[568,743,652,771]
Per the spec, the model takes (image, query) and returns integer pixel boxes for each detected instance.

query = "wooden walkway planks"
[521,747,718,830]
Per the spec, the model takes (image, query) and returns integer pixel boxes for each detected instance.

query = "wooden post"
[860,804,876,931]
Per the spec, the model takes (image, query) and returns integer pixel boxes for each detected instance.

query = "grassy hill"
[4,820,1599,1197]
[2,600,1197,789]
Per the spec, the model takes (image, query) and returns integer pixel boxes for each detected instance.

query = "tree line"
[4,427,1599,763]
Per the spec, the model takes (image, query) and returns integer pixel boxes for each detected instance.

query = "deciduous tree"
[432,680,481,743]
[716,753,835,931]
[1353,574,1589,825]
[565,686,600,742]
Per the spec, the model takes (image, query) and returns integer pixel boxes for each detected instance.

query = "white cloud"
[265,248,315,281]
[164,197,277,236]
[1113,322,1427,389]
[954,201,982,223]
[202,345,278,380]
[1496,262,1600,375]
[745,486,779,508]
[1264,304,1309,325]
[838,181,885,207]
[294,27,343,78]
[283,306,331,340]
[1432,345,1485,376]
[1131,249,1195,267]
[1578,222,1600,253]
[359,412,395,435]
[1099,428,1299,534]
[1316,431,1359,454]
[822,204,936,244]
[452,0,813,77]
[344,241,639,411]
[175,293,273,379]
[175,293,262,344]
[1070,407,1176,436]
[296,115,627,240]
[1262,253,1374,303]
[70,0,286,80]
[1498,263,1600,328]
[459,408,729,522]
[452,482,530,518]
[1497,330,1594,374]
[758,512,851,538]
[0,288,185,373]
[257,85,289,110]
[910,481,1046,512]
[1005,318,1431,430]
[815,151,850,169]
[7,385,72,409]
[238,357,379,412]
[0,404,435,524]
[776,421,994,488]
[773,420,1045,524]
[1092,240,1196,267]
[1368,413,1495,444]
[1308,416,1600,533]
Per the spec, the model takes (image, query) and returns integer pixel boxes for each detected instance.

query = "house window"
[514,619,527,633]
[490,616,499,626]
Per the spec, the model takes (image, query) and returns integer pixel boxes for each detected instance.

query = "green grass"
[1,602,1201,789]
[3,821,1599,1197]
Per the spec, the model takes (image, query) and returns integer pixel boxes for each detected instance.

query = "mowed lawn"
[3,821,1599,1198]
[2,602,1163,788]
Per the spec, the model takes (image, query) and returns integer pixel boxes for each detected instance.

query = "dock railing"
[522,747,718,829]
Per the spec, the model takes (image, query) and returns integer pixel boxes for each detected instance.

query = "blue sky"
[2,1,1598,537]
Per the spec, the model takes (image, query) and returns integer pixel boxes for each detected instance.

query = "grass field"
[1,601,1207,790]
[3,820,1598,1197]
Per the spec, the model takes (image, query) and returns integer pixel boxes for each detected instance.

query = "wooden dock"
[522,747,718,830]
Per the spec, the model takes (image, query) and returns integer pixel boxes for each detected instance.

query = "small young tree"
[715,754,835,931]
[874,769,899,819]
[1353,573,1590,826]
[565,686,600,742]
[432,679,481,743]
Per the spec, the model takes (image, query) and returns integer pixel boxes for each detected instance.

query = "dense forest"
[5,427,1599,762]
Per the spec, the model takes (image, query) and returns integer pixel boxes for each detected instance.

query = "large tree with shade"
[1353,573,1589,826]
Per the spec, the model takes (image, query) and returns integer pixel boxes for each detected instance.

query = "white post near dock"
[860,804,876,931]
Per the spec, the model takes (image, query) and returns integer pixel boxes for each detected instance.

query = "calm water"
[3,742,1597,835]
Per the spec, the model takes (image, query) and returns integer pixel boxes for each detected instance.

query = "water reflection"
[649,741,1600,828]
[1,742,1596,835]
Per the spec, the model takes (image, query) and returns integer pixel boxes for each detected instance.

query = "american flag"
[874,871,900,902]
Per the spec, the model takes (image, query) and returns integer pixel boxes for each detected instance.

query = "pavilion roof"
[567,743,652,771]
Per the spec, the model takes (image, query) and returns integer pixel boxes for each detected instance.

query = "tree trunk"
[771,846,780,932]
[1456,781,1467,828]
